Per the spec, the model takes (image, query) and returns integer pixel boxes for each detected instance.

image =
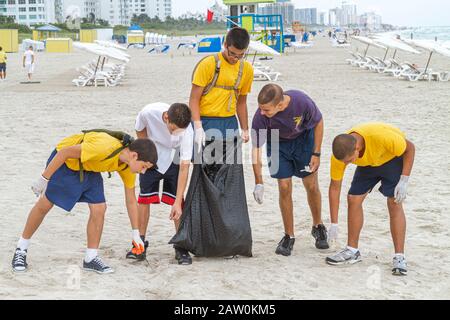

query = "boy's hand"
[194,126,206,153]
[131,230,145,255]
[31,175,49,197]
[328,224,338,242]
[253,184,264,204]
[170,201,183,221]
[394,175,409,204]
[241,129,249,143]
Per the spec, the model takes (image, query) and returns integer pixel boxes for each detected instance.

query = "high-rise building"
[58,0,101,23]
[294,8,317,25]
[0,0,56,26]
[359,11,382,30]
[259,0,294,25]
[341,1,357,26]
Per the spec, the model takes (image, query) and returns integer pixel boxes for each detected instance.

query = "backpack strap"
[191,54,221,97]
[214,59,245,112]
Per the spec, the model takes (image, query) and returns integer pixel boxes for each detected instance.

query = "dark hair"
[332,134,357,160]
[225,27,250,50]
[129,138,158,165]
[258,83,284,105]
[0,46,2,51]
[167,103,191,129]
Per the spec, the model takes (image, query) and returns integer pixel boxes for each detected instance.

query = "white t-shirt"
[135,102,194,174]
[23,50,34,65]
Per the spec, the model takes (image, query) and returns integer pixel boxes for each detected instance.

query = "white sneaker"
[392,255,408,276]
[326,248,362,265]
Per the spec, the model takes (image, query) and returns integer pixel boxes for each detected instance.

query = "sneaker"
[326,248,362,266]
[392,255,408,276]
[12,249,28,272]
[312,224,330,249]
[174,246,192,265]
[275,234,295,256]
[83,256,114,274]
[126,240,149,261]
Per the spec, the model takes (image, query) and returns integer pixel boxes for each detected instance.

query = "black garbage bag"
[169,139,252,257]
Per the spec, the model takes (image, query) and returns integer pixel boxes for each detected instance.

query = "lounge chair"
[254,68,281,81]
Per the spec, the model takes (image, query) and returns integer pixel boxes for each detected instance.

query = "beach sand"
[0,36,449,299]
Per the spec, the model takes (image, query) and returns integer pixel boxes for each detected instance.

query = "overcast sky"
[172,0,450,27]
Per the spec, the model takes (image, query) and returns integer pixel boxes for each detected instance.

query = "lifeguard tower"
[223,0,285,53]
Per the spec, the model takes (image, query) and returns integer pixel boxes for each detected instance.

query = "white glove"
[253,184,264,204]
[328,224,338,242]
[394,175,409,204]
[131,229,145,255]
[194,126,206,153]
[31,175,49,197]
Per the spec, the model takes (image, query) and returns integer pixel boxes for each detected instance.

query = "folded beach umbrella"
[248,40,281,56]
[403,39,450,73]
[352,36,387,57]
[374,36,421,60]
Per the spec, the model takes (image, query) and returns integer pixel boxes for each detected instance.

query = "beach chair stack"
[72,59,127,87]
[253,61,282,81]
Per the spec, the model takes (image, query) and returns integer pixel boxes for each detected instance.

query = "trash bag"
[169,138,252,257]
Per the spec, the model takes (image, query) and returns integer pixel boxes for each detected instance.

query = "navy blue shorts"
[349,157,403,197]
[266,129,314,180]
[45,150,105,212]
[201,116,239,141]
[138,163,179,205]
[0,63,5,72]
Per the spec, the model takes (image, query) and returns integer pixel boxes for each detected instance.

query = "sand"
[0,36,449,300]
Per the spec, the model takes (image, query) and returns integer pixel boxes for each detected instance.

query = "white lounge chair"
[254,68,281,81]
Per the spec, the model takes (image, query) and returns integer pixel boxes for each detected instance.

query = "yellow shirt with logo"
[0,51,7,64]
[331,123,407,181]
[56,132,136,188]
[192,53,254,117]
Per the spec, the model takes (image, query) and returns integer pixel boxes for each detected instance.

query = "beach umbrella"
[403,39,450,73]
[94,40,128,52]
[352,36,386,57]
[248,40,281,65]
[74,42,129,63]
[374,36,421,60]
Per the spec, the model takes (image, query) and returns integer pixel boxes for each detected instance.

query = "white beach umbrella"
[374,36,421,60]
[75,42,130,63]
[352,36,387,57]
[248,40,281,56]
[403,39,450,73]
[94,40,128,51]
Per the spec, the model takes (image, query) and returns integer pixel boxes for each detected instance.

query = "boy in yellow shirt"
[325,123,415,276]
[0,46,7,80]
[11,131,158,274]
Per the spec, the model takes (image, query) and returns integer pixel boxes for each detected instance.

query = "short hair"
[332,134,357,160]
[129,138,158,165]
[167,103,191,129]
[0,46,2,51]
[258,84,284,106]
[225,27,250,50]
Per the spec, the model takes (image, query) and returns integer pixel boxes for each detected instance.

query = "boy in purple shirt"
[251,84,329,256]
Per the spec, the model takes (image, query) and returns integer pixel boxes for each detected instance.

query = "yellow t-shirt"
[0,51,7,64]
[56,132,136,189]
[192,53,254,117]
[331,123,407,181]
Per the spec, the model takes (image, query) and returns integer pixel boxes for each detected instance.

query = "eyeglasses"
[227,48,246,60]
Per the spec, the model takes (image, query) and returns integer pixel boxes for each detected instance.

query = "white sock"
[346,245,359,254]
[395,253,405,259]
[17,237,30,251]
[85,248,98,263]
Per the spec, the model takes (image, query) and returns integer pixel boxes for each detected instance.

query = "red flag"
[207,9,214,23]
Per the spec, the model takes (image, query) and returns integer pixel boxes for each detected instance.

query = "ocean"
[399,26,450,41]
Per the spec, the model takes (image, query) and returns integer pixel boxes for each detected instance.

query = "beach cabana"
[34,24,62,41]
[0,29,19,53]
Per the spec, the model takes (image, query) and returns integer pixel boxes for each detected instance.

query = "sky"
[171,0,450,27]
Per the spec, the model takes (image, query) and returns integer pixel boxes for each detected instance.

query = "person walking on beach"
[11,130,158,274]
[126,102,194,265]
[0,46,7,80]
[251,84,329,256]
[325,122,415,276]
[23,46,35,81]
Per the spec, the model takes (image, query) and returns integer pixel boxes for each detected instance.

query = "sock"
[17,237,30,251]
[395,253,405,259]
[85,248,98,263]
[346,246,359,254]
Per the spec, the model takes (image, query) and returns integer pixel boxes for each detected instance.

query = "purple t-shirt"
[252,90,322,147]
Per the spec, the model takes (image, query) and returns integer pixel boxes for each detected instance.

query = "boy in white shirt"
[127,102,194,265]
[23,46,35,81]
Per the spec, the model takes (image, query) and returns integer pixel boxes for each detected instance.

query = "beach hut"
[127,25,144,45]
[34,24,62,41]
[95,28,113,41]
[46,38,73,53]
[0,29,19,53]
[80,29,97,43]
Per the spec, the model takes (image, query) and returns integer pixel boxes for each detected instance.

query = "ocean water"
[400,26,450,41]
